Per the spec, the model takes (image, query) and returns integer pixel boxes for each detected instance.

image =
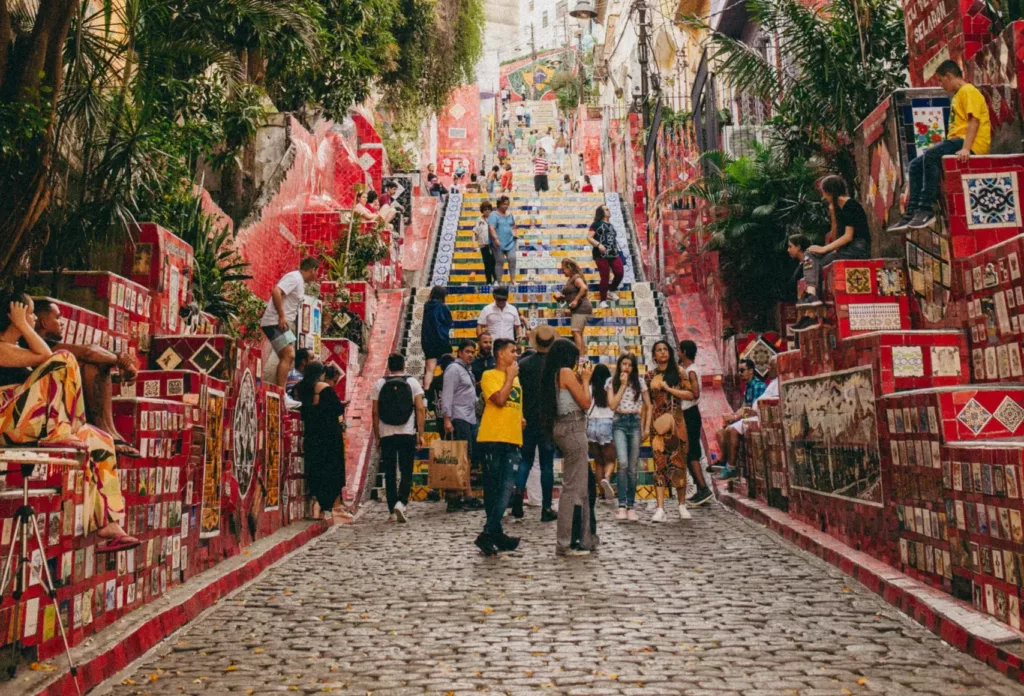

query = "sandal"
[113,439,142,458]
[97,534,141,553]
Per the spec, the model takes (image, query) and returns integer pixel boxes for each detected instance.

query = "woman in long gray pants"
[540,338,599,555]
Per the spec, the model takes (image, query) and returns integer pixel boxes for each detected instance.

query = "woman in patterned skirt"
[645,340,696,524]
[0,289,137,553]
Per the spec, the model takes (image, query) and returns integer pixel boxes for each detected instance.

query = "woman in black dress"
[296,361,346,518]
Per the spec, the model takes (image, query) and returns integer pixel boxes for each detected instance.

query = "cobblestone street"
[98,502,1024,696]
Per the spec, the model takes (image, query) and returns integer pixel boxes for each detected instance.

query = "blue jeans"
[482,443,519,538]
[613,414,641,508]
[908,138,963,213]
[518,427,555,509]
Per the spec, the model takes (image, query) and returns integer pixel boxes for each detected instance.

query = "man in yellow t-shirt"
[475,338,524,556]
[890,59,991,233]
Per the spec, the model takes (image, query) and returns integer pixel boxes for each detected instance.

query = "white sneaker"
[607,291,620,302]
[627,509,639,522]
[564,548,591,557]
[599,478,615,502]
[679,503,691,520]
[394,502,408,523]
[599,301,609,309]
[616,507,627,521]
[651,507,666,523]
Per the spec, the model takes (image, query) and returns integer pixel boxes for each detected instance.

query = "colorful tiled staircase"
[377,149,680,502]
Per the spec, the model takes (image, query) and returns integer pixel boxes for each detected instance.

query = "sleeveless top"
[561,274,592,315]
[557,387,582,416]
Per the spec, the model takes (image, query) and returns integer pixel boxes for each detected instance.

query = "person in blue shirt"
[488,195,518,285]
[420,286,453,392]
[714,359,766,480]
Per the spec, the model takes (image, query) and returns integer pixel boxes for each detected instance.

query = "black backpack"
[378,376,414,426]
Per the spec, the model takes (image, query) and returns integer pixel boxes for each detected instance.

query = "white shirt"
[611,375,648,414]
[515,105,525,116]
[474,217,491,247]
[754,377,780,414]
[477,302,520,341]
[261,270,305,327]
[540,135,555,154]
[372,375,424,438]
[680,364,702,410]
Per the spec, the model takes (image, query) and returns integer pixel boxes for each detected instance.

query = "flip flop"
[97,534,141,554]
[113,440,142,458]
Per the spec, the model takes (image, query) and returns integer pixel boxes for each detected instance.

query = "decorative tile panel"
[957,398,994,435]
[911,106,947,157]
[847,304,904,331]
[962,171,1023,230]
[845,268,872,294]
[892,346,925,377]
[930,346,963,377]
[994,396,1024,432]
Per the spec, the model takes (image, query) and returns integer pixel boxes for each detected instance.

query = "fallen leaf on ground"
[858,678,868,685]
[482,607,494,614]
[225,665,238,672]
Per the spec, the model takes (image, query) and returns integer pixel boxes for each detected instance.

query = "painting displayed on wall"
[781,367,883,506]
[201,389,225,538]
[265,391,282,511]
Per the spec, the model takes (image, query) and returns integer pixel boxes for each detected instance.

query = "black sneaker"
[446,496,464,513]
[474,533,498,556]
[463,496,485,510]
[510,491,525,519]
[888,213,914,232]
[791,316,818,331]
[495,534,520,552]
[540,508,558,522]
[687,488,714,506]
[909,210,936,229]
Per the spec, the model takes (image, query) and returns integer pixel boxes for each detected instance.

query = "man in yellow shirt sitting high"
[890,59,991,232]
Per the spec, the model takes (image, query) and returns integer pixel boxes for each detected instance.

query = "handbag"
[651,371,690,488]
[428,434,470,491]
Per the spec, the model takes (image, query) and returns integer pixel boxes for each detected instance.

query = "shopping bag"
[428,438,470,491]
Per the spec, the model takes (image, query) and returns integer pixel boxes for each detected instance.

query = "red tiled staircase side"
[716,484,1024,683]
[343,290,408,509]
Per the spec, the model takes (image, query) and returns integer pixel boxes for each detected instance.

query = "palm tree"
[681,0,906,180]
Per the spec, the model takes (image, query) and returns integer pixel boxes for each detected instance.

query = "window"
[542,10,548,27]
[556,0,567,20]
[528,0,534,10]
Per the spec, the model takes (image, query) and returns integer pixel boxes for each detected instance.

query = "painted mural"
[781,367,883,505]
[501,50,575,100]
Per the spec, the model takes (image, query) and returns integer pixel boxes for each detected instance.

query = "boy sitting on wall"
[890,60,991,232]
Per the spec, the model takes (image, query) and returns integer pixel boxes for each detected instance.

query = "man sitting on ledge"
[714,358,770,481]
[34,299,140,457]
[0,289,138,553]
[890,59,991,232]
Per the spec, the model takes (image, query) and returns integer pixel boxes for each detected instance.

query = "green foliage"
[173,193,254,324]
[550,73,581,114]
[682,0,907,179]
[685,144,828,330]
[324,220,389,282]
[381,127,415,172]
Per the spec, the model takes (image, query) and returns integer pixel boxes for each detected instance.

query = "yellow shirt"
[477,369,523,445]
[948,83,991,155]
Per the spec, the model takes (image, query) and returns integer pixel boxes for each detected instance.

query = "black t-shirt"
[518,351,545,431]
[836,198,870,246]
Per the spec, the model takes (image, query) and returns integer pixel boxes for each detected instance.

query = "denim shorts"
[586,418,614,445]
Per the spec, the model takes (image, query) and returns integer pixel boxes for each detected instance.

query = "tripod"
[0,450,81,695]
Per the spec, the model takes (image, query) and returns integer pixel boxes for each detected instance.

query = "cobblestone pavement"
[98,500,1024,696]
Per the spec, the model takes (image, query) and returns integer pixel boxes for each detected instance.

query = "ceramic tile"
[930,346,962,377]
[993,396,1024,432]
[892,346,925,377]
[962,171,1023,230]
[957,398,993,435]
[847,303,903,331]
[912,106,947,157]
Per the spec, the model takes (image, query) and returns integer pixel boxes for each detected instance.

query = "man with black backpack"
[372,354,426,523]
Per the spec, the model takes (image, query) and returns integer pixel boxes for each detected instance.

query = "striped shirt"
[533,157,549,175]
